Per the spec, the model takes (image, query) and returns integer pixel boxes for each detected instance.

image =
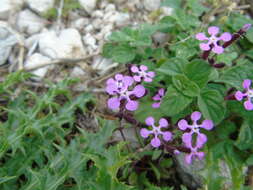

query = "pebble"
[24,53,52,80]
[17,9,46,35]
[39,28,86,59]
[115,13,130,27]
[79,0,97,14]
[143,0,161,11]
[0,0,24,20]
[83,33,97,50]
[25,0,55,14]
[0,27,18,65]
[70,66,86,78]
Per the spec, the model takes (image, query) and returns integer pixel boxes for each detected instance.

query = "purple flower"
[196,26,232,54]
[178,111,214,148]
[140,117,172,148]
[235,79,253,110]
[152,88,165,108]
[106,74,145,111]
[131,65,155,82]
[184,143,205,164]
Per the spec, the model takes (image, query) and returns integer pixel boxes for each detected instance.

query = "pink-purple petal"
[140,65,148,71]
[235,91,245,101]
[159,118,168,127]
[123,76,134,86]
[244,99,253,110]
[200,43,210,51]
[178,119,189,130]
[132,85,145,98]
[208,26,219,35]
[106,84,118,95]
[196,133,207,147]
[196,151,205,160]
[107,97,120,110]
[191,111,202,122]
[147,71,155,78]
[243,79,251,89]
[152,94,161,101]
[115,74,123,80]
[140,128,151,138]
[152,102,161,108]
[162,132,172,141]
[131,65,139,73]
[195,33,207,41]
[182,132,192,147]
[159,88,165,96]
[106,78,115,85]
[219,32,232,42]
[144,77,152,82]
[151,137,161,147]
[125,100,138,111]
[185,153,193,164]
[201,120,214,130]
[133,75,141,82]
[146,116,155,126]
[212,45,224,54]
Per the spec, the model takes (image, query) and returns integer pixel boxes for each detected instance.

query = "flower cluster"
[140,117,172,147]
[178,111,214,164]
[104,24,252,165]
[152,88,165,108]
[235,79,253,110]
[196,26,232,54]
[106,65,155,111]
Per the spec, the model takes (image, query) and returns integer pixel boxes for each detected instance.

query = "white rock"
[143,0,160,11]
[79,0,97,14]
[25,0,55,14]
[92,10,104,18]
[0,0,24,20]
[161,6,173,16]
[17,9,46,35]
[71,18,89,30]
[0,27,18,65]
[84,24,94,33]
[39,28,86,59]
[25,53,51,80]
[70,66,86,77]
[25,33,41,49]
[103,11,118,23]
[115,13,130,27]
[92,18,103,30]
[105,3,116,12]
[83,33,97,50]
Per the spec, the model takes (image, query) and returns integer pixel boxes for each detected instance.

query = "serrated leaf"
[172,74,200,97]
[160,86,193,116]
[184,59,212,88]
[197,88,226,124]
[157,57,188,76]
[216,63,253,89]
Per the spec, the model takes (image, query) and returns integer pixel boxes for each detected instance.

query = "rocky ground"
[0,0,172,86]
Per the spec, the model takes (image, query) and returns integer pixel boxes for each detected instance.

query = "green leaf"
[160,86,193,116]
[161,0,182,9]
[135,96,165,122]
[216,63,253,89]
[103,43,136,63]
[172,74,200,97]
[197,88,226,124]
[216,52,238,66]
[157,57,188,76]
[184,59,212,88]
[235,120,253,150]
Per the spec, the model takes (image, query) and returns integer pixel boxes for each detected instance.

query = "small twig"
[0,21,25,71]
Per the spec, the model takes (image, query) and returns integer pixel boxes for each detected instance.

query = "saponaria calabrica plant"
[105,24,252,164]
